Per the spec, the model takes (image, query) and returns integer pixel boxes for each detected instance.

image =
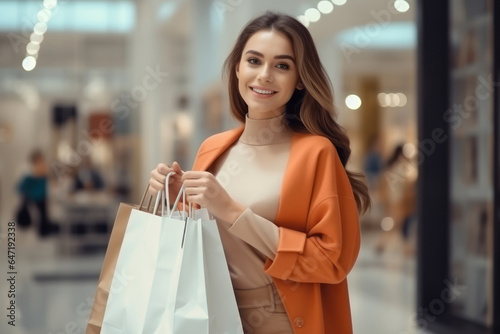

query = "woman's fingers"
[149,162,186,195]
[148,177,165,194]
[149,163,172,194]
[180,170,209,183]
[157,163,172,175]
[150,168,166,183]
[185,191,202,207]
[172,161,184,175]
[183,178,206,188]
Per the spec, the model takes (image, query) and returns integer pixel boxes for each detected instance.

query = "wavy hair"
[222,11,370,213]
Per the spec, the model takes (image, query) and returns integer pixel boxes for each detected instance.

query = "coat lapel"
[191,126,244,172]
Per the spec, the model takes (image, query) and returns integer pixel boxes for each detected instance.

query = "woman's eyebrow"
[244,50,295,62]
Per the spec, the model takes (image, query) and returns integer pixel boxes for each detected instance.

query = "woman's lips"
[250,86,278,98]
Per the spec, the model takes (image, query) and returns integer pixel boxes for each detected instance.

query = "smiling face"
[236,30,303,119]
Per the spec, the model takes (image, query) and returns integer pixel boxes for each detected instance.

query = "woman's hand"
[181,171,246,224]
[149,161,184,204]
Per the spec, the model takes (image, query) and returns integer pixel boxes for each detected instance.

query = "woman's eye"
[248,58,260,65]
[277,63,289,70]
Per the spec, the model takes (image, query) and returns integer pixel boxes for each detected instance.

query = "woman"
[149,11,370,334]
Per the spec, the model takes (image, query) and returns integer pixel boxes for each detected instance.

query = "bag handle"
[170,183,186,219]
[139,185,150,210]
[152,172,188,219]
[153,172,174,217]
[138,185,158,214]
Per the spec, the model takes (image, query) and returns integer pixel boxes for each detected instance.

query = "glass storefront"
[448,0,494,326]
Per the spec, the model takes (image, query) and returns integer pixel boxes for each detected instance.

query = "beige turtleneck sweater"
[208,112,293,290]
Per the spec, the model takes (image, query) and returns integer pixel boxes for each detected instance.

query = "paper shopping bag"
[86,202,135,334]
[171,214,209,333]
[100,207,164,334]
[200,211,244,334]
[100,174,187,334]
[170,208,243,334]
[141,211,187,333]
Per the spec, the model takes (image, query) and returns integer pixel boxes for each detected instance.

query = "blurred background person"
[73,156,105,192]
[16,149,55,237]
[375,144,417,256]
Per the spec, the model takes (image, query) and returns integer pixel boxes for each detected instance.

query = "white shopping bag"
[101,173,185,334]
[200,212,244,334]
[142,176,188,334]
[170,206,244,334]
[100,209,162,334]
[171,211,209,333]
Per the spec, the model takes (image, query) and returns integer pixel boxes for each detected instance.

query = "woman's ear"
[235,64,240,79]
[296,80,304,90]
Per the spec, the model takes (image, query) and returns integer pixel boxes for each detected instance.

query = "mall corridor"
[0,0,498,333]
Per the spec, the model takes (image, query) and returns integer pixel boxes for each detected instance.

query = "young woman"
[149,11,370,334]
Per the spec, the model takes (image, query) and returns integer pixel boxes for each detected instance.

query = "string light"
[43,0,58,10]
[331,0,347,5]
[305,8,321,22]
[22,56,37,71]
[23,1,58,71]
[318,1,334,14]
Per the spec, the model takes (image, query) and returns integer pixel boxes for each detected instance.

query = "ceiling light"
[22,56,37,71]
[392,93,401,106]
[345,94,362,110]
[331,0,347,5]
[33,22,47,35]
[318,1,334,14]
[30,33,44,44]
[397,93,407,106]
[26,42,40,55]
[377,93,388,107]
[381,217,394,231]
[305,8,321,23]
[43,0,57,10]
[394,0,410,13]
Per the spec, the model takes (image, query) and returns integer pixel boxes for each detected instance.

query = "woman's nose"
[257,65,273,83]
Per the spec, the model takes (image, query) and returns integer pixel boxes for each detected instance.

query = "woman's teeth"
[251,87,276,95]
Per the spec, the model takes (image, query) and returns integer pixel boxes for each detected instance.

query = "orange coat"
[191,125,361,334]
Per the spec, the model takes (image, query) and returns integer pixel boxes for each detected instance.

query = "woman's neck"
[238,112,292,146]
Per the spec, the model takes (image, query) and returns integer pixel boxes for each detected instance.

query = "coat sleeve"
[228,207,280,260]
[263,142,361,284]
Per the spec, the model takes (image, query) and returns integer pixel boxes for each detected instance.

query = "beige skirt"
[234,284,295,334]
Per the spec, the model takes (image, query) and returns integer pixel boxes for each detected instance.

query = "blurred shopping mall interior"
[0,0,498,333]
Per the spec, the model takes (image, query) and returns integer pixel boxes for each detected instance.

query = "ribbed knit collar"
[238,112,292,146]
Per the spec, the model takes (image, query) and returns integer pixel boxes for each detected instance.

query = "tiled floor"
[349,233,431,334]
[0,228,435,334]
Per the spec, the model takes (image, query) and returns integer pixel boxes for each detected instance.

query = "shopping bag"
[100,208,162,333]
[85,201,135,334]
[142,179,188,333]
[15,197,32,228]
[199,210,244,334]
[171,210,208,333]
[101,173,186,334]
[169,205,243,334]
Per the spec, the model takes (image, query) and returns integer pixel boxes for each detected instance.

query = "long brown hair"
[223,11,370,213]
